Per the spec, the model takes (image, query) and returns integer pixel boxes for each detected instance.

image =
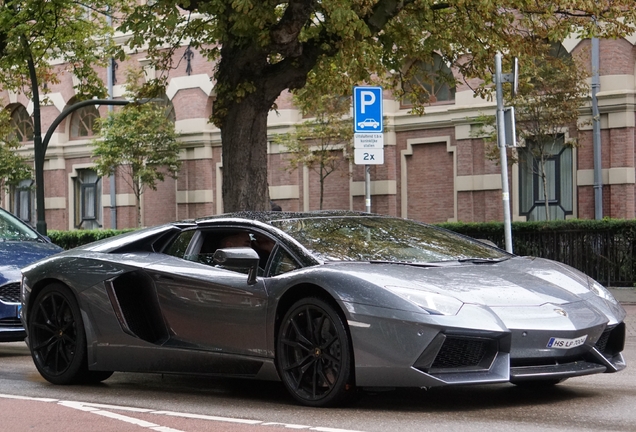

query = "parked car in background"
[20,211,626,406]
[0,207,62,342]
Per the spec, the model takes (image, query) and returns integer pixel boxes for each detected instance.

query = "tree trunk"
[212,15,332,212]
[137,199,142,228]
[135,177,142,228]
[220,98,271,212]
[319,161,325,210]
[540,156,550,221]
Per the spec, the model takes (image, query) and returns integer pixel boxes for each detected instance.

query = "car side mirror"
[213,247,260,285]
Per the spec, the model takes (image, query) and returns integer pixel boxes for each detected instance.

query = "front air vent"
[595,323,625,358]
[595,330,611,353]
[413,334,500,375]
[0,283,20,303]
[431,337,491,369]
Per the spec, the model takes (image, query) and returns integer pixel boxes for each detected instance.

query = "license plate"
[547,335,587,349]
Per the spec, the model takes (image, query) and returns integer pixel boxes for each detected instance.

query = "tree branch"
[364,0,448,34]
[270,0,316,57]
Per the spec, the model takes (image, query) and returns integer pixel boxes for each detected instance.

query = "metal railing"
[448,223,636,287]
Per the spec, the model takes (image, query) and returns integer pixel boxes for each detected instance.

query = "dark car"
[20,211,625,406]
[0,207,62,341]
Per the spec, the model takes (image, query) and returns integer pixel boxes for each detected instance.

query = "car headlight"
[588,278,618,305]
[385,286,464,316]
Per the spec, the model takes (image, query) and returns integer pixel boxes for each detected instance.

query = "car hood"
[0,241,63,272]
[337,256,594,307]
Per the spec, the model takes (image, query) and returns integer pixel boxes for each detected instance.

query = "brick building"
[1,35,635,230]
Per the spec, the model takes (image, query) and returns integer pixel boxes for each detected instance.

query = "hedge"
[438,219,636,287]
[48,229,135,250]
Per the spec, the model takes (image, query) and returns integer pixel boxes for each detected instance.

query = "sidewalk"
[608,287,636,304]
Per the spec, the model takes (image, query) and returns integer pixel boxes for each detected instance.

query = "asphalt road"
[1,305,634,432]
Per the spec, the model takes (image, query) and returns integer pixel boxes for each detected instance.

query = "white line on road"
[58,400,185,432]
[0,393,366,432]
[150,410,262,424]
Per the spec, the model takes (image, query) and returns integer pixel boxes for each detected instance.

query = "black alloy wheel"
[29,283,111,384]
[276,297,354,407]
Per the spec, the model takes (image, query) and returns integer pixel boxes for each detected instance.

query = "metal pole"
[36,99,132,235]
[592,37,603,220]
[495,53,513,253]
[365,165,371,213]
[107,59,117,228]
[35,98,161,234]
[107,14,117,229]
[21,36,47,235]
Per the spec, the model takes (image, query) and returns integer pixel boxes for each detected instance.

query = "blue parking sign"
[353,86,383,133]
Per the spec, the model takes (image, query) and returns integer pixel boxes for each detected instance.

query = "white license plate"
[547,335,587,349]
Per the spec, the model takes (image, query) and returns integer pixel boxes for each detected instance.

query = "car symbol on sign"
[357,118,380,129]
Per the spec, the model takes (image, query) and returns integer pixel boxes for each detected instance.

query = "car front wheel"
[28,283,107,385]
[276,297,355,407]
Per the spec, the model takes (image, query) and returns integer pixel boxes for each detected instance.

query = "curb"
[608,288,636,305]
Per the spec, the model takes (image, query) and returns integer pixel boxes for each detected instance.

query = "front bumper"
[345,301,626,389]
[0,283,26,342]
[0,326,26,342]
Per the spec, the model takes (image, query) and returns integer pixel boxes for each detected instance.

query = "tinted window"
[272,216,507,263]
[165,229,196,259]
[0,209,39,241]
[269,247,300,276]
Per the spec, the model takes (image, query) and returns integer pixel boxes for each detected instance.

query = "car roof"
[192,210,379,226]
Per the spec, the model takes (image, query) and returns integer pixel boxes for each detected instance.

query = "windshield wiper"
[368,260,448,268]
[456,257,511,264]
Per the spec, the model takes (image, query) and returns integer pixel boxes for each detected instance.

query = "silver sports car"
[20,212,626,407]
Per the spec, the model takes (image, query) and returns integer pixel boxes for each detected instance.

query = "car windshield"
[0,209,40,241]
[272,216,509,263]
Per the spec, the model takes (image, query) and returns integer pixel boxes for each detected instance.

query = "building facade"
[2,36,635,230]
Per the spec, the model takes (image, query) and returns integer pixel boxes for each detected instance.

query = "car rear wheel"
[28,283,109,385]
[276,297,355,407]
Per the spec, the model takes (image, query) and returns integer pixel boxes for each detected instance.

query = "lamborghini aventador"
[20,211,626,406]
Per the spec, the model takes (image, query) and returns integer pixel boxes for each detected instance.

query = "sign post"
[495,54,518,253]
[353,86,384,212]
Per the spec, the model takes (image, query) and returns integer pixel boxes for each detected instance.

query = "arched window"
[160,93,176,122]
[549,42,569,59]
[70,103,100,139]
[402,54,456,106]
[10,105,34,142]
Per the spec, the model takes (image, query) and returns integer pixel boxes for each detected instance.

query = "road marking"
[0,394,366,432]
[150,410,262,425]
[0,393,58,402]
[58,400,184,432]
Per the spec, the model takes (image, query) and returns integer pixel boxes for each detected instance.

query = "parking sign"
[354,86,383,133]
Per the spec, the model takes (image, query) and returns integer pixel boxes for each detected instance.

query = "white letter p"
[360,91,376,114]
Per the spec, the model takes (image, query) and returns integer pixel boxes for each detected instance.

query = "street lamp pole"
[34,99,131,235]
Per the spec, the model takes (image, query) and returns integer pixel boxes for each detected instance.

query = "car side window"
[269,247,300,276]
[195,231,227,265]
[164,229,196,259]
[190,229,255,269]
